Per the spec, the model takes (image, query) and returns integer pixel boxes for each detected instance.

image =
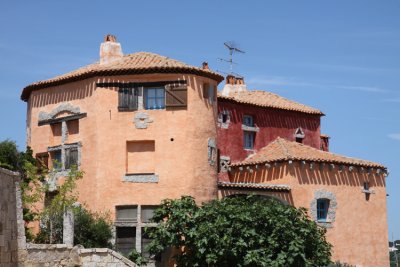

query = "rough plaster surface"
[123,174,159,183]
[309,189,337,228]
[38,103,81,122]
[133,112,153,129]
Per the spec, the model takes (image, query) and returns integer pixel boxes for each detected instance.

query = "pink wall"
[217,100,322,163]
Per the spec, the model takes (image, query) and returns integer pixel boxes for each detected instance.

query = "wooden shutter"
[165,84,187,108]
[118,88,138,111]
[65,147,78,169]
[36,152,49,173]
[203,83,209,99]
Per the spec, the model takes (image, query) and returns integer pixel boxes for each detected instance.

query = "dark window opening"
[116,227,136,256]
[36,152,49,173]
[296,137,303,143]
[243,115,254,127]
[317,199,330,222]
[222,113,228,123]
[244,131,255,149]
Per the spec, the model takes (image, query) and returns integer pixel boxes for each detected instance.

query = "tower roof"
[21,52,223,101]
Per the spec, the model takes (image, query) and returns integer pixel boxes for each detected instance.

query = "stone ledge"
[123,174,159,183]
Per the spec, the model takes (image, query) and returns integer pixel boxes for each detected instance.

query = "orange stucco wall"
[225,162,389,267]
[27,73,219,219]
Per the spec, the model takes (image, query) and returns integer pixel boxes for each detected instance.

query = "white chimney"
[100,34,123,65]
[221,75,247,96]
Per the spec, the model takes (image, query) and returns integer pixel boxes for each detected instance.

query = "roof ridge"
[276,137,293,160]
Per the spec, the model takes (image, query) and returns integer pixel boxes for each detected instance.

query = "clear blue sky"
[1,1,399,239]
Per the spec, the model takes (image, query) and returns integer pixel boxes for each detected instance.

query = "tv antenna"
[218,41,245,75]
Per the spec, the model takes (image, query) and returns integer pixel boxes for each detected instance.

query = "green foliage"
[146,195,332,267]
[73,207,113,248]
[0,140,42,241]
[0,139,21,171]
[128,248,149,266]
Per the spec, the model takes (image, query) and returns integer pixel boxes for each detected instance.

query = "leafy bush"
[146,195,332,267]
[73,207,112,248]
[128,249,148,266]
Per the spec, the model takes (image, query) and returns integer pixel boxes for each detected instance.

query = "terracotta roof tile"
[231,137,385,169]
[218,182,291,191]
[21,52,224,101]
[218,90,324,115]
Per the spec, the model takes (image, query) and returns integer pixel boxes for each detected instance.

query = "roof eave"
[21,68,224,102]
[217,95,325,116]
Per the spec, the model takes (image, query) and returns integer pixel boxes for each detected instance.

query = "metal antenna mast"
[218,41,245,75]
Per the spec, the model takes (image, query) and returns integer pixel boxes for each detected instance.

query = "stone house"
[21,35,389,266]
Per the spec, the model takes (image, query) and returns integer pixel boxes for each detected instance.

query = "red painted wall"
[218,100,322,163]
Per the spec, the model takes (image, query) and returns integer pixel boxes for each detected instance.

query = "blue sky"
[1,1,399,239]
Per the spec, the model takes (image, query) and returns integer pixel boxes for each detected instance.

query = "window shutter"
[165,84,187,108]
[119,88,138,111]
[70,147,78,167]
[203,83,209,99]
[36,153,49,172]
[65,148,70,169]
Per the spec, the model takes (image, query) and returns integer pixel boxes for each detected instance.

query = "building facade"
[22,36,389,266]
[217,77,389,267]
[22,35,223,258]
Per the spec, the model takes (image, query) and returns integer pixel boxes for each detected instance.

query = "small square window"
[243,115,254,127]
[145,88,165,110]
[317,199,330,222]
[243,131,255,149]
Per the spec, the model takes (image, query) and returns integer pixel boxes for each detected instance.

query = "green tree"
[0,140,43,240]
[146,195,332,267]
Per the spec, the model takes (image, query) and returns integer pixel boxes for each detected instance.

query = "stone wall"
[0,167,26,267]
[24,244,137,267]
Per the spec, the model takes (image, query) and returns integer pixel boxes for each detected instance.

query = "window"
[116,206,138,222]
[141,206,157,223]
[51,149,62,170]
[243,131,254,149]
[145,88,165,110]
[48,143,80,171]
[317,199,330,222]
[115,205,160,259]
[118,88,139,111]
[65,147,78,169]
[243,115,254,127]
[116,227,136,256]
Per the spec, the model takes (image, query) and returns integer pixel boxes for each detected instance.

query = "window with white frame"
[243,115,255,149]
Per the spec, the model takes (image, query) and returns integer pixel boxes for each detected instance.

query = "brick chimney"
[221,75,247,96]
[100,34,123,65]
[202,62,209,70]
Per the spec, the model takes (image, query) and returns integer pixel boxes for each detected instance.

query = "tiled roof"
[218,90,324,115]
[218,182,291,191]
[21,52,224,101]
[231,137,385,169]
